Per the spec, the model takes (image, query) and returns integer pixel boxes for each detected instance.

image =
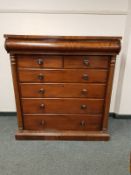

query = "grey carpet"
[0,116,131,175]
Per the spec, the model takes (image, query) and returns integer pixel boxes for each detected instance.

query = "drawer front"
[64,56,109,68]
[22,99,104,114]
[17,55,63,68]
[23,114,102,131]
[20,83,106,98]
[18,69,108,83]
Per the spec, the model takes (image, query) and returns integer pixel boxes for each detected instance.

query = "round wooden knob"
[83,58,89,66]
[80,120,86,127]
[81,104,87,109]
[81,89,88,95]
[40,104,45,109]
[40,120,45,126]
[38,88,45,94]
[37,59,43,65]
[82,74,88,80]
[38,74,44,80]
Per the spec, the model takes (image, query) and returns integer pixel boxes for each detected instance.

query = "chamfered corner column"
[102,56,116,133]
[10,54,23,131]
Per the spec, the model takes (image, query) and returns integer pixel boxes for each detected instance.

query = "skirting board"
[109,113,131,119]
[0,112,17,116]
[0,112,131,119]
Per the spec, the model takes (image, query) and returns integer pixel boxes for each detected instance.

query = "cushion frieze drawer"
[20,83,106,98]
[18,69,108,83]
[23,114,102,131]
[17,55,63,68]
[21,98,104,114]
[64,56,109,68]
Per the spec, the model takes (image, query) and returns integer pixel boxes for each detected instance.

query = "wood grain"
[4,35,121,141]
[102,56,116,131]
[23,114,102,131]
[17,55,63,68]
[21,98,104,114]
[10,55,23,130]
[64,55,109,68]
[18,69,108,83]
[15,130,110,141]
[20,83,106,98]
[4,35,121,55]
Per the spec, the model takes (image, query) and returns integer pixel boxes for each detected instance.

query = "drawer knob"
[83,58,89,66]
[82,74,88,80]
[37,59,43,65]
[38,74,44,80]
[81,89,88,95]
[81,104,87,109]
[40,120,45,126]
[80,120,86,127]
[40,104,45,109]
[39,88,45,94]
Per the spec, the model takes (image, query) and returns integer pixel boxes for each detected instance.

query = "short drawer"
[22,98,104,114]
[20,83,106,98]
[17,55,63,68]
[18,69,108,83]
[23,114,102,131]
[64,56,109,68]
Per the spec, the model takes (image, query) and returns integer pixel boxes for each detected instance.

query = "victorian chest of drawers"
[4,35,121,140]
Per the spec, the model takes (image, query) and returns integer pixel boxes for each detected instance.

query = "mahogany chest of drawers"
[4,35,121,140]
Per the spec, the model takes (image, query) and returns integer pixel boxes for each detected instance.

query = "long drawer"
[20,83,106,98]
[22,98,104,114]
[18,69,108,83]
[23,114,102,131]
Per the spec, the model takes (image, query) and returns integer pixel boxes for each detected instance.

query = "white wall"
[115,0,131,114]
[0,0,128,13]
[0,0,128,112]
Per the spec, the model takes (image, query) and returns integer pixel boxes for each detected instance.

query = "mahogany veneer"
[4,35,121,141]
